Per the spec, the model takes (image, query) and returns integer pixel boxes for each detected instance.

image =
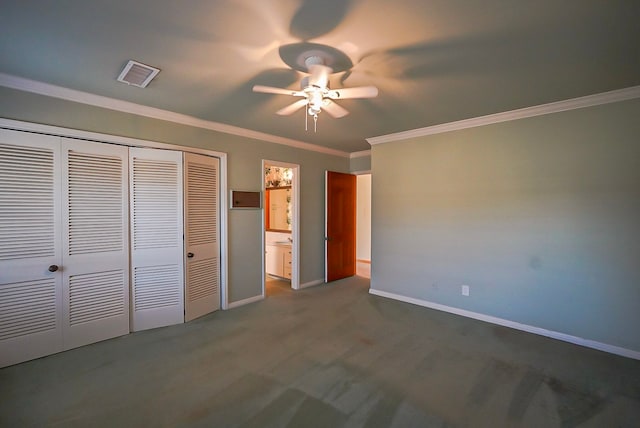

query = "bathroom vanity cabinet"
[266,244,292,280]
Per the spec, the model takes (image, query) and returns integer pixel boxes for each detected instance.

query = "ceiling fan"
[252,56,378,131]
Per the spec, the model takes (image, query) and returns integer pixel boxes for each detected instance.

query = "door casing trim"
[262,159,300,294]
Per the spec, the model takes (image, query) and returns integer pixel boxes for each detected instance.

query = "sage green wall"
[350,154,371,173]
[0,87,349,303]
[371,98,640,352]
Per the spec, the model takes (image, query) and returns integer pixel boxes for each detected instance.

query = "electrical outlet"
[461,285,470,296]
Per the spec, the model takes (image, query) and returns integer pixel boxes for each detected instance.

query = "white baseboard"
[300,279,325,289]
[226,294,264,309]
[369,288,640,361]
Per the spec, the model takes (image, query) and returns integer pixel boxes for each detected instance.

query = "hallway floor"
[266,276,292,296]
[1,276,639,427]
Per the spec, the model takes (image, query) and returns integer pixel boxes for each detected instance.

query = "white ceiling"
[1,1,639,153]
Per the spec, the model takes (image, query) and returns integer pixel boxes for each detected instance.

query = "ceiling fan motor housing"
[301,76,330,90]
[304,56,325,68]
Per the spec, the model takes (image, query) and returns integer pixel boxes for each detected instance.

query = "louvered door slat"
[69,270,126,325]
[184,153,220,321]
[0,142,56,260]
[67,150,124,257]
[0,129,63,368]
[0,279,57,340]
[133,266,182,310]
[186,163,217,246]
[187,258,218,301]
[130,148,184,332]
[62,139,129,350]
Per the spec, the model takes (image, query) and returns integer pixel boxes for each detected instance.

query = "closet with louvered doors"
[129,149,221,330]
[0,128,221,367]
[0,130,130,368]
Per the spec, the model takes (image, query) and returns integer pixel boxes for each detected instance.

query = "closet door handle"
[48,265,59,272]
[187,252,194,258]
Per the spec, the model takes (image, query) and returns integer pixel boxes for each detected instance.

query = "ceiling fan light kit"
[252,45,379,132]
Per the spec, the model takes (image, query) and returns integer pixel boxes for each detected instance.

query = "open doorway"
[324,171,371,282]
[356,173,371,278]
[262,161,300,296]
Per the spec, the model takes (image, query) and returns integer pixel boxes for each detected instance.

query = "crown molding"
[349,149,371,159]
[0,73,350,158]
[367,85,640,145]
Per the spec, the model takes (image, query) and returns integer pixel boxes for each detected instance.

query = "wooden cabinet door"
[266,245,281,276]
[283,248,292,280]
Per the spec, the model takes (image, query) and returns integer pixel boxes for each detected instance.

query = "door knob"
[48,265,59,272]
[187,252,194,258]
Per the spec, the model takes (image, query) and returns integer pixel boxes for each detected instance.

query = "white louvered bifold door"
[130,148,184,331]
[0,129,63,368]
[61,138,129,350]
[184,153,220,321]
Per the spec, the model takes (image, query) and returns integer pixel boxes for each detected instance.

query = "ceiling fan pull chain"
[314,114,318,132]
[305,110,308,131]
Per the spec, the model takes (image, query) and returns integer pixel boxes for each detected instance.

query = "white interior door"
[184,153,220,321]
[61,138,129,349]
[0,129,63,368]
[130,148,184,331]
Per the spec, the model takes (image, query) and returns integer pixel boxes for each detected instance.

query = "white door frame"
[262,160,300,294]
[0,118,230,310]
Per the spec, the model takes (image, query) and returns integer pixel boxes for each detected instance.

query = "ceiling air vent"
[117,60,160,88]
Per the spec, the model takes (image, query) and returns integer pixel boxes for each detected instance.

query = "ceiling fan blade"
[327,86,379,99]
[276,99,309,116]
[253,85,304,96]
[307,64,332,88]
[322,100,349,118]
